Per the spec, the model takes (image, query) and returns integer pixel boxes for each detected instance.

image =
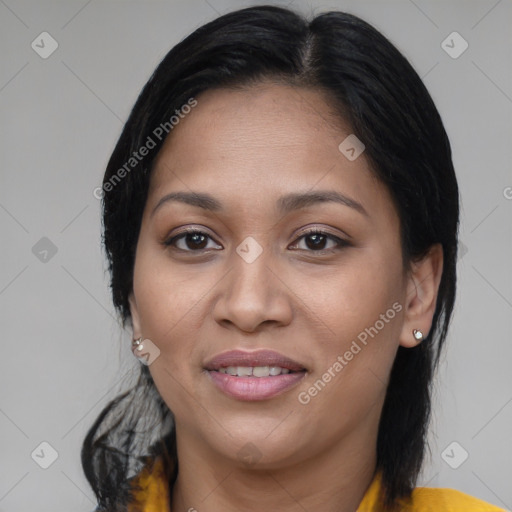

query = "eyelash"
[163,227,350,255]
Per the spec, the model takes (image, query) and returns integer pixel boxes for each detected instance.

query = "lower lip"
[207,370,307,401]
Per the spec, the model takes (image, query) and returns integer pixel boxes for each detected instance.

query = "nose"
[212,246,293,333]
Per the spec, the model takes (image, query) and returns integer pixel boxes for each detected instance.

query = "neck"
[170,420,379,512]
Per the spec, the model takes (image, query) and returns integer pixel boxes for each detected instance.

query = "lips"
[204,349,306,373]
[204,349,307,401]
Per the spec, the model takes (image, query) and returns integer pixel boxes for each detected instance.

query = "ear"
[398,243,444,348]
[128,291,142,340]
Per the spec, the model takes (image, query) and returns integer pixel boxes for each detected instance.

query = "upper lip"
[204,349,306,372]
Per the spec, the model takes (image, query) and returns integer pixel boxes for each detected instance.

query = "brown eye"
[163,227,349,254]
[164,229,221,252]
[290,229,349,253]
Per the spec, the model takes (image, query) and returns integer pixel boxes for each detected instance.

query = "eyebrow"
[150,190,369,218]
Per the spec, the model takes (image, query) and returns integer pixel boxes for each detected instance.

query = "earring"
[412,329,423,342]
[132,337,145,360]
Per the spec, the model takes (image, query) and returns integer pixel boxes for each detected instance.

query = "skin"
[129,82,443,512]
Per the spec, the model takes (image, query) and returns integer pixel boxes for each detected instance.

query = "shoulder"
[358,473,508,512]
[406,486,508,512]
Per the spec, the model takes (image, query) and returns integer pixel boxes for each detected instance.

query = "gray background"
[1,0,511,510]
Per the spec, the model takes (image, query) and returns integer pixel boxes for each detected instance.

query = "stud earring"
[132,337,145,360]
[412,329,423,342]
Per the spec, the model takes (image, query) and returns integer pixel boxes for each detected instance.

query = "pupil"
[189,233,207,249]
[307,233,326,250]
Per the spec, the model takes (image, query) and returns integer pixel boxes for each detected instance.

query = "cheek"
[294,268,403,431]
[133,256,204,415]
[133,231,202,321]
[317,248,402,326]
[304,248,404,381]
[132,247,196,360]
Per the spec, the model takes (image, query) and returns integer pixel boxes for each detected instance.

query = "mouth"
[204,349,306,372]
[216,366,298,377]
[204,349,307,401]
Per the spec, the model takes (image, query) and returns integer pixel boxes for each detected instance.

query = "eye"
[164,228,221,252]
[163,227,350,254]
[290,228,350,253]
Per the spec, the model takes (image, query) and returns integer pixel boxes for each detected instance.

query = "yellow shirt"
[126,455,507,512]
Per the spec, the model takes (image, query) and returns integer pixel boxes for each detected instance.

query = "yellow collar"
[126,455,506,511]
[126,456,384,512]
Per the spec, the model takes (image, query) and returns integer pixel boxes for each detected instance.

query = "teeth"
[237,366,252,376]
[253,366,269,377]
[217,366,293,377]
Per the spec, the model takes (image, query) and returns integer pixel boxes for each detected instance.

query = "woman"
[81,5,506,511]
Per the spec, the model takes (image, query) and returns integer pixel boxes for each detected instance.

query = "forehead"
[152,83,349,175]
[148,83,393,221]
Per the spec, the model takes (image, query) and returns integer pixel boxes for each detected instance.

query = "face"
[128,82,442,469]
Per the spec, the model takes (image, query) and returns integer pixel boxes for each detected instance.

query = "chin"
[199,423,308,467]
